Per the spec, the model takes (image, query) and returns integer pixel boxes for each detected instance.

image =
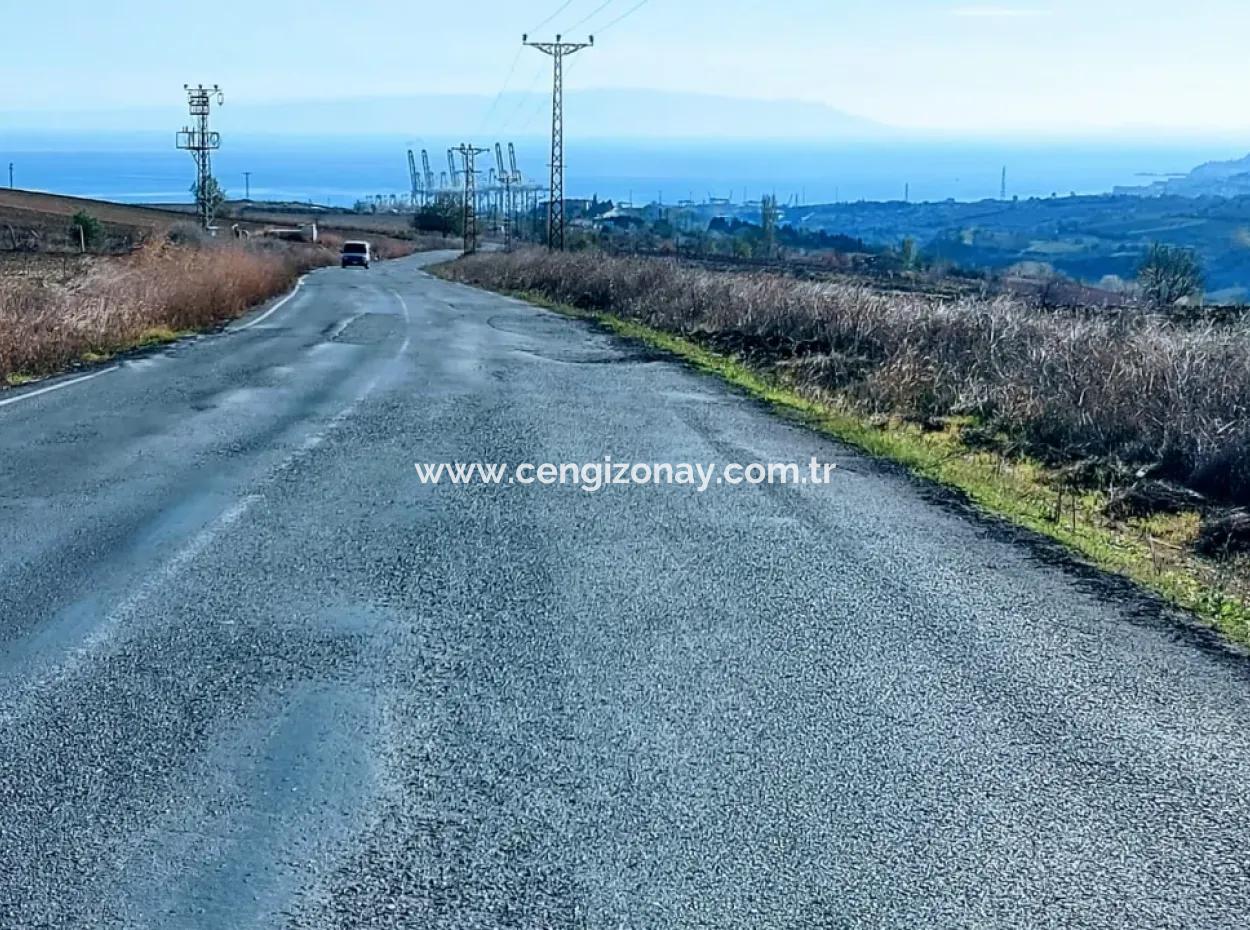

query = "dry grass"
[438,251,1250,639]
[446,248,1250,508]
[0,239,332,381]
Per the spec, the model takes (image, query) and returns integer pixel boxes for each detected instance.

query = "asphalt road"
[2,251,1249,929]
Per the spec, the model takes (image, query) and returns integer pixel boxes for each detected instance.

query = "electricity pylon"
[453,144,489,254]
[176,84,224,229]
[523,33,593,250]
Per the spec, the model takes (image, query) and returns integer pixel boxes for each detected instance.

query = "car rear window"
[343,243,368,254]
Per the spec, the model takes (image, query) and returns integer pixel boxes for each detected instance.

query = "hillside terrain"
[0,191,442,386]
[0,189,426,255]
[1116,152,1250,198]
[771,193,1250,301]
[1,90,885,139]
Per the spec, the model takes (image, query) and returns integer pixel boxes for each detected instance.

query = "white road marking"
[0,275,310,413]
[391,289,413,354]
[0,278,415,718]
[0,366,121,410]
[0,493,260,725]
[233,275,306,332]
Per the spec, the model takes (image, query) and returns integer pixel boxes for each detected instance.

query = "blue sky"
[2,0,1246,135]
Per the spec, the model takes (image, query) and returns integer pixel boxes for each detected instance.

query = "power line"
[523,33,594,250]
[530,0,578,32]
[514,70,558,133]
[516,96,549,134]
[565,0,616,31]
[477,45,525,132]
[597,0,651,33]
[453,143,490,253]
[515,50,588,135]
[495,61,549,134]
[514,42,581,138]
[493,1,627,137]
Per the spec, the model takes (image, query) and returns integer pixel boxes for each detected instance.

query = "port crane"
[407,149,425,207]
[447,150,460,193]
[495,142,517,250]
[421,150,437,202]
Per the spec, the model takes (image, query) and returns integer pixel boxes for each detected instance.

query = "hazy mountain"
[1115,151,1250,197]
[1,89,887,140]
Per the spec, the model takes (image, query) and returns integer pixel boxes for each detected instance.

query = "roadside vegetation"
[440,247,1250,642]
[561,188,1250,301]
[1138,243,1205,308]
[558,198,1201,310]
[0,185,454,386]
[0,234,332,383]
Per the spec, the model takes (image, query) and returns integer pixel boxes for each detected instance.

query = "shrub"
[444,248,1250,506]
[0,241,333,381]
[413,202,461,237]
[166,222,211,248]
[190,177,228,221]
[1139,243,1204,308]
[70,211,104,250]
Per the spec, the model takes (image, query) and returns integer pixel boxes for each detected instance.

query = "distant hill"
[1116,152,1250,197]
[774,192,1250,301]
[1,89,887,140]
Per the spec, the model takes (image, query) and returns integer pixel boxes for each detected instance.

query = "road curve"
[1,252,1248,929]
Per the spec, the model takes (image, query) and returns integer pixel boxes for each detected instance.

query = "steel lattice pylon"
[453,144,489,254]
[523,34,593,251]
[176,84,224,230]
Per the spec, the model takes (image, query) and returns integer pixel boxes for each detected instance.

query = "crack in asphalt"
[2,252,1249,929]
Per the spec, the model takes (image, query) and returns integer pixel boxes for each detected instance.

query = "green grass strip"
[453,276,1250,647]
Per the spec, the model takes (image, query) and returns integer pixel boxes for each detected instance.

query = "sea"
[0,132,1243,208]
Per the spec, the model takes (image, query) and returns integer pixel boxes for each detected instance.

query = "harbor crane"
[421,150,436,200]
[495,142,516,250]
[508,141,546,239]
[447,150,460,191]
[407,149,425,207]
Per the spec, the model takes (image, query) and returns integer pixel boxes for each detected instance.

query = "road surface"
[1,252,1248,929]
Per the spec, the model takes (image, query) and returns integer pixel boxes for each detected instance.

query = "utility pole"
[1001,165,1008,201]
[244,171,252,201]
[176,84,224,229]
[523,33,593,251]
[453,143,489,254]
[7,163,12,189]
